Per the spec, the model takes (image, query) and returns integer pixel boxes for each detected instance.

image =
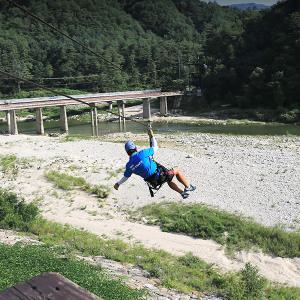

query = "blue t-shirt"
[124,147,157,179]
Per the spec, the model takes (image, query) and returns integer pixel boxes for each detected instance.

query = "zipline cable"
[101,107,150,128]
[0,70,92,107]
[4,0,170,78]
[0,74,105,81]
[5,0,122,71]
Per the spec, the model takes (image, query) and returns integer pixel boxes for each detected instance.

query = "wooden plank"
[13,282,44,300]
[0,272,102,300]
[0,287,28,300]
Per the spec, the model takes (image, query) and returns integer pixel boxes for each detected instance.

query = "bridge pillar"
[108,101,113,111]
[160,97,168,116]
[174,95,182,109]
[90,108,95,136]
[93,106,99,136]
[89,104,98,136]
[6,111,11,134]
[60,106,68,133]
[9,110,18,135]
[143,98,151,120]
[117,100,126,127]
[121,100,126,126]
[36,108,44,135]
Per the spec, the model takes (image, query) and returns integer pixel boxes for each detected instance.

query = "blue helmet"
[125,140,136,153]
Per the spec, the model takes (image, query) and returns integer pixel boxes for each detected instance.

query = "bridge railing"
[0,89,162,105]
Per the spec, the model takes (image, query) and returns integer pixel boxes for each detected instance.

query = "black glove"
[148,128,154,138]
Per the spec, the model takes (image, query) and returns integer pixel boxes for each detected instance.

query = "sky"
[203,0,279,5]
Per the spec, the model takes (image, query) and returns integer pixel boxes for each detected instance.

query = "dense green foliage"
[225,0,300,109]
[0,0,299,109]
[137,202,300,258]
[0,244,143,300]
[0,189,38,231]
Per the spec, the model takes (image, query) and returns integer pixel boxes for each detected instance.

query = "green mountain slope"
[0,0,298,109]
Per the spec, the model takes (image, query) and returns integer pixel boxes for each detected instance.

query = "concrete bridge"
[0,89,182,135]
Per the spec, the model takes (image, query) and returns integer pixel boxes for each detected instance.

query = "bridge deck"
[0,90,182,111]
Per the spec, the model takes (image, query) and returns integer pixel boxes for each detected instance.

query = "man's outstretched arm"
[114,176,129,190]
[114,165,132,190]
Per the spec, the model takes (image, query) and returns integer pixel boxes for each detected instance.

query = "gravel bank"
[0,133,299,287]
[101,132,300,229]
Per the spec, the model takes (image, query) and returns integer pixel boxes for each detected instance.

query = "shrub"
[225,263,266,300]
[87,184,110,199]
[241,263,266,298]
[0,189,38,231]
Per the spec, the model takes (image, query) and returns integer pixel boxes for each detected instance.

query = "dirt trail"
[44,214,300,287]
[0,134,299,287]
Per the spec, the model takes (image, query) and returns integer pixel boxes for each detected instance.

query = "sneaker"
[181,191,189,199]
[184,185,196,193]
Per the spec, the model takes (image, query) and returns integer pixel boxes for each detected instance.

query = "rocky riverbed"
[0,132,299,288]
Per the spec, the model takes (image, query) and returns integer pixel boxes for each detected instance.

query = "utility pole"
[178,52,181,80]
[187,58,190,91]
[197,56,201,89]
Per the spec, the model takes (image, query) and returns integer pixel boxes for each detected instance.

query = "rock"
[144,283,159,291]
[48,132,60,137]
[141,217,148,223]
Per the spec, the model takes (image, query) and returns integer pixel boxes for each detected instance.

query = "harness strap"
[144,165,166,197]
[146,181,163,197]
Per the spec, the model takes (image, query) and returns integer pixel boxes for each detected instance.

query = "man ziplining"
[114,128,196,199]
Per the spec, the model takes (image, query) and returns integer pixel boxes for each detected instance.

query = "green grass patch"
[0,154,31,177]
[27,218,250,296]
[45,170,110,198]
[28,218,300,300]
[0,244,143,300]
[0,154,18,174]
[135,202,300,258]
[1,189,299,299]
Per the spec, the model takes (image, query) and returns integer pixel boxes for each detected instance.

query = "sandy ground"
[0,133,299,287]
[0,229,40,245]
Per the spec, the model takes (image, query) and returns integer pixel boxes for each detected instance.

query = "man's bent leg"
[172,167,189,188]
[167,181,183,194]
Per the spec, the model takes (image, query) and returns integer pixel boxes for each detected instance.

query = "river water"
[0,118,299,136]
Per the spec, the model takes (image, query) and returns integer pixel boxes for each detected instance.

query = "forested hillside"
[0,0,299,109]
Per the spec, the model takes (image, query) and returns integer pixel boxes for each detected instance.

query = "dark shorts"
[161,167,175,183]
[145,165,174,188]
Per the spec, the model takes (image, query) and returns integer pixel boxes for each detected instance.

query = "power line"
[5,0,122,72]
[4,0,188,92]
[0,69,91,107]
[4,0,175,80]
[102,108,149,128]
[18,82,100,88]
[29,74,103,81]
[0,74,103,81]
